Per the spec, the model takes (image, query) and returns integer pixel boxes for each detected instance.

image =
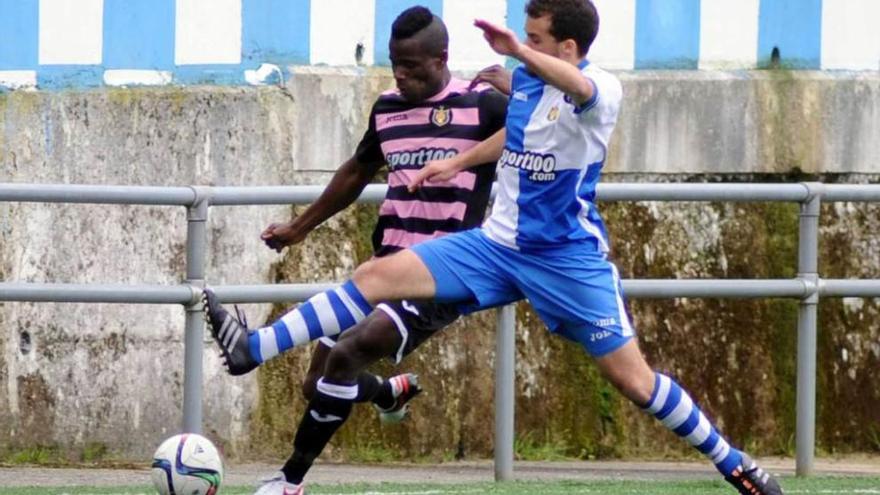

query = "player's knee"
[352,259,384,287]
[604,369,653,406]
[323,341,362,382]
[353,257,403,295]
[621,378,653,406]
[595,341,655,406]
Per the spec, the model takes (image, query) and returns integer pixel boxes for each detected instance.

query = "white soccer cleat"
[253,472,305,495]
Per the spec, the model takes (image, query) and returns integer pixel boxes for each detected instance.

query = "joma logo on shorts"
[590,330,614,342]
[591,317,617,328]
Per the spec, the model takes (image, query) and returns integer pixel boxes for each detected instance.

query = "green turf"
[1,476,878,495]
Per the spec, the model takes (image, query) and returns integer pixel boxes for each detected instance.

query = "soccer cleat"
[253,472,305,495]
[375,373,422,423]
[724,453,784,495]
[202,288,259,376]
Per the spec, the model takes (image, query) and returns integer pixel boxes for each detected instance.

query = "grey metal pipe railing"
[0,282,194,304]
[0,183,196,205]
[795,183,822,476]
[821,279,880,297]
[595,182,811,202]
[0,278,837,303]
[182,188,210,434]
[822,184,880,202]
[3,181,880,480]
[622,279,810,299]
[494,305,516,481]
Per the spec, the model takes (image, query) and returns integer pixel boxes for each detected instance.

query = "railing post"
[494,304,516,481]
[796,182,822,477]
[182,187,210,434]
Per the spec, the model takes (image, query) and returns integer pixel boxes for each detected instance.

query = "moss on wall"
[815,200,880,452]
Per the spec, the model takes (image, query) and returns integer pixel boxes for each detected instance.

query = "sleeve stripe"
[573,77,600,114]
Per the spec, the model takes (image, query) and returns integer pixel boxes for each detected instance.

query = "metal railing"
[2,181,880,480]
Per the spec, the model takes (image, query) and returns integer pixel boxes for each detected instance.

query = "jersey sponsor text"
[387,147,458,169]
[499,148,557,182]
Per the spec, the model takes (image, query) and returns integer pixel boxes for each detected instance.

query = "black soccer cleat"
[724,453,784,495]
[202,288,259,376]
[375,373,422,423]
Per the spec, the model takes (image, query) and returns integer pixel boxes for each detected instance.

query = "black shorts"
[318,300,461,363]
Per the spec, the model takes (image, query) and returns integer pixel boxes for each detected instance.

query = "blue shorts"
[411,229,634,357]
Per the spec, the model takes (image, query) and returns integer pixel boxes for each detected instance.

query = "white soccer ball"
[151,433,223,495]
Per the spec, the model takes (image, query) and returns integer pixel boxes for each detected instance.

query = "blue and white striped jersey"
[482,61,622,252]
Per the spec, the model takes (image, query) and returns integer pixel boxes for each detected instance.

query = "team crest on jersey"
[547,106,560,121]
[430,106,452,127]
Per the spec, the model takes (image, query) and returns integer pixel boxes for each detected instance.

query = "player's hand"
[469,64,512,95]
[408,159,462,192]
[260,221,309,253]
[474,19,521,58]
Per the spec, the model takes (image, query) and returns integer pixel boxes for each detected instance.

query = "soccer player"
[205,7,507,494]
[206,1,783,494]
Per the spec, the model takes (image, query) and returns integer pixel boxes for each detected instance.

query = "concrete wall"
[3,0,880,90]
[1,68,879,461]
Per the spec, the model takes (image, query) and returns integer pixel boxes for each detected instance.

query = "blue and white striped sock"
[248,280,373,363]
[643,373,743,475]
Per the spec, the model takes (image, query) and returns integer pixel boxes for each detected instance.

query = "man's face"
[524,14,564,58]
[389,36,446,102]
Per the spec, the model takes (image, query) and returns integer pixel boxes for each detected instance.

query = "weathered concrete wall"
[613,71,880,174]
[1,69,879,462]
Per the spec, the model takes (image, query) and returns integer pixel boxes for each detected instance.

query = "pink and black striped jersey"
[355,78,508,257]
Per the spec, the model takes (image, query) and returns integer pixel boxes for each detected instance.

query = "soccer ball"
[151,433,223,495]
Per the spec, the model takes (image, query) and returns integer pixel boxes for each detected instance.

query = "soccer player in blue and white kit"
[205,1,784,493]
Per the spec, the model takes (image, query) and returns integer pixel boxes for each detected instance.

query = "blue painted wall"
[758,0,823,69]
[635,0,701,69]
[0,0,873,90]
[243,0,310,65]
[103,0,175,71]
[0,0,39,70]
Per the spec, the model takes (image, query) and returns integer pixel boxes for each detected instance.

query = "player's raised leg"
[203,249,435,375]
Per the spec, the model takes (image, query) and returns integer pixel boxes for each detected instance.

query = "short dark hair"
[526,0,599,56]
[392,6,434,39]
[390,6,449,57]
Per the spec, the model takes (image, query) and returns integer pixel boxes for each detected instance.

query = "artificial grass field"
[2,476,878,494]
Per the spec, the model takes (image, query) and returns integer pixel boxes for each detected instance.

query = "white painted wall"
[175,0,242,65]
[0,71,37,89]
[822,0,880,70]
[699,0,760,70]
[310,0,376,66]
[444,0,507,71]
[39,0,104,65]
[590,0,636,70]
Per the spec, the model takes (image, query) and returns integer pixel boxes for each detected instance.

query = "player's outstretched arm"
[408,128,506,192]
[262,156,381,252]
[474,19,594,106]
